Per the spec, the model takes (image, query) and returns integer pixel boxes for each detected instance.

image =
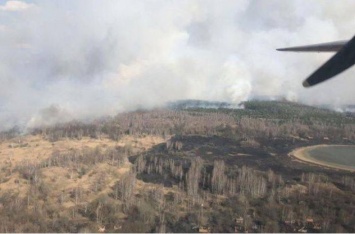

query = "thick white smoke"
[0,0,354,129]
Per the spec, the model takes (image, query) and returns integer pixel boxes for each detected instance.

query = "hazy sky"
[0,0,355,129]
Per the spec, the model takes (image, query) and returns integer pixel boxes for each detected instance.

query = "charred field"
[0,100,355,233]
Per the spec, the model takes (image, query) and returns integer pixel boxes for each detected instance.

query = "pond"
[291,145,355,171]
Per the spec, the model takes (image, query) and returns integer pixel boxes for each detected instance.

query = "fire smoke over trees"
[0,0,355,130]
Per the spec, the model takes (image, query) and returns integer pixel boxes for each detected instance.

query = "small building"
[235,217,244,224]
[198,226,211,233]
[313,223,321,230]
[298,227,307,233]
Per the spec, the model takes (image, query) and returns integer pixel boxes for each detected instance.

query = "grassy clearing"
[0,134,164,198]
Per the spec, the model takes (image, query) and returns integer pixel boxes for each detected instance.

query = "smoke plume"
[0,0,354,129]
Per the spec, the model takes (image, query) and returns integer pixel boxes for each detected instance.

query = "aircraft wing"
[277,40,347,52]
[277,36,355,87]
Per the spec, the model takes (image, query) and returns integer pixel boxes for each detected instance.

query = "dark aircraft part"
[302,35,355,87]
[277,40,347,52]
[277,36,355,87]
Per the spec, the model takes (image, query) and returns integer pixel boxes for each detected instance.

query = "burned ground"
[0,100,354,232]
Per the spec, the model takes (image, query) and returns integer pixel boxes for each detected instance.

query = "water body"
[304,145,355,171]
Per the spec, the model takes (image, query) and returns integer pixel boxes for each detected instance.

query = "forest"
[0,100,354,232]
